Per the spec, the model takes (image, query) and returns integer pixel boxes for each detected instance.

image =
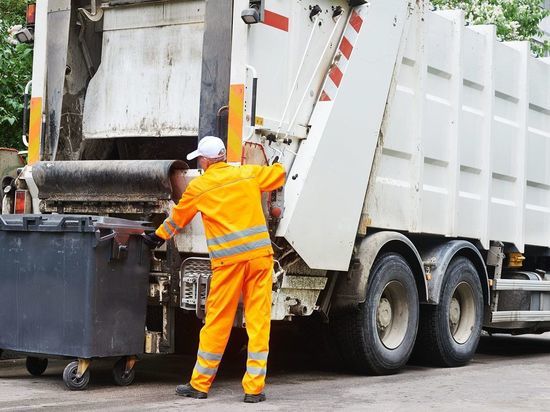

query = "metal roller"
[32,160,188,203]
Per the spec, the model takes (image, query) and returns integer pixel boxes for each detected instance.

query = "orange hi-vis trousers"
[190,255,273,395]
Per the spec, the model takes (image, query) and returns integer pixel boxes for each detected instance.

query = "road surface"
[1,333,550,411]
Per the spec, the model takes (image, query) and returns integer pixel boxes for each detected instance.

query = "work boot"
[243,393,266,403]
[175,383,207,399]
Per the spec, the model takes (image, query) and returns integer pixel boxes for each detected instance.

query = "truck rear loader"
[1,0,550,388]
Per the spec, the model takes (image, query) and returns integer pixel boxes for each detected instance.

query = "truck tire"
[413,256,483,367]
[334,253,419,375]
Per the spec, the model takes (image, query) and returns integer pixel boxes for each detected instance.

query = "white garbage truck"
[3,0,550,379]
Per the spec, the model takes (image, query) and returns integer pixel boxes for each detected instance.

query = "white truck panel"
[83,1,205,139]
[173,169,208,254]
[525,55,550,247]
[245,1,347,140]
[365,6,550,253]
[278,0,410,270]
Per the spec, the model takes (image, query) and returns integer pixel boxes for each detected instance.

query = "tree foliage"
[431,0,550,56]
[0,0,32,150]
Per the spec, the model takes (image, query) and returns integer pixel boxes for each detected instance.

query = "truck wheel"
[334,253,419,375]
[414,257,483,367]
[112,357,136,386]
[26,357,48,376]
[63,361,90,391]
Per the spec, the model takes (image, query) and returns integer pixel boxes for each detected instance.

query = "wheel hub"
[449,281,476,344]
[449,297,461,329]
[377,297,393,330]
[376,280,409,350]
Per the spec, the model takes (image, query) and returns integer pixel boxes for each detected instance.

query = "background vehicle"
[2,0,550,376]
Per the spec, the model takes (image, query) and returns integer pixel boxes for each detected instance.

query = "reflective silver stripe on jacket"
[162,221,176,236]
[206,225,268,247]
[168,217,183,232]
[163,218,182,237]
[167,217,178,228]
[194,362,218,376]
[248,351,269,361]
[198,350,223,361]
[209,238,271,259]
[246,366,267,376]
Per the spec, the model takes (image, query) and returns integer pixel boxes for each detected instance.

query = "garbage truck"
[2,0,550,386]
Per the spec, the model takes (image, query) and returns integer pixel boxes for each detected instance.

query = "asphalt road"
[1,332,550,411]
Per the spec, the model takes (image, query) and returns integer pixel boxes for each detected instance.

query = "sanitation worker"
[143,136,285,403]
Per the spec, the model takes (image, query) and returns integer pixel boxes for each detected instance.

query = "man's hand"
[142,232,165,248]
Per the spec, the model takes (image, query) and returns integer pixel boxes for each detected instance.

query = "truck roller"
[1,0,549,385]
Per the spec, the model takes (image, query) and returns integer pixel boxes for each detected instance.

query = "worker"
[143,136,285,403]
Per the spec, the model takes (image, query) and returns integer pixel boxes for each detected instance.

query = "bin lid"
[0,214,151,233]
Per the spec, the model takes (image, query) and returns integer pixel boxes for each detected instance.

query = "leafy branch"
[431,0,550,56]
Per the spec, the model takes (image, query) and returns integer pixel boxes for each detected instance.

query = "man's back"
[186,162,285,267]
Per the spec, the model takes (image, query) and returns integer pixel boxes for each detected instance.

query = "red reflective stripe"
[329,66,343,87]
[349,10,363,33]
[339,36,353,60]
[263,10,289,32]
[319,91,331,102]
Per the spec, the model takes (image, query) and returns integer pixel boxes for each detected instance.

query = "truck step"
[492,279,550,292]
[491,311,550,323]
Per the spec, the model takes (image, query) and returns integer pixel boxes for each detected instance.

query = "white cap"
[187,136,226,161]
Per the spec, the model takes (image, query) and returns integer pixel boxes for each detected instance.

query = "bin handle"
[57,216,92,231]
[22,216,41,230]
[98,231,116,242]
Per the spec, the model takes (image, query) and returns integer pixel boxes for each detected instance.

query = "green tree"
[0,0,32,150]
[431,0,550,56]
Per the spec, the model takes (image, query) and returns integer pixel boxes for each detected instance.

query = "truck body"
[3,0,550,374]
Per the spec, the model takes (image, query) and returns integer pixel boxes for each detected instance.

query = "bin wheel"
[26,357,48,376]
[63,361,90,391]
[112,357,136,386]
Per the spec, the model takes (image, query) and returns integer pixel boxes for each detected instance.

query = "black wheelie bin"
[0,214,150,390]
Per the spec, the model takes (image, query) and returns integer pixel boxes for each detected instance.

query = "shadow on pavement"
[476,334,550,357]
[2,314,550,390]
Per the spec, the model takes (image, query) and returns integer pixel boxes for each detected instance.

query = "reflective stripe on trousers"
[244,350,268,394]
[190,349,223,390]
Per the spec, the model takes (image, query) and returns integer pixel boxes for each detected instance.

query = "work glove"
[142,232,165,248]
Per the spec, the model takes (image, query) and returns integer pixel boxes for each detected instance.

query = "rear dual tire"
[413,257,483,367]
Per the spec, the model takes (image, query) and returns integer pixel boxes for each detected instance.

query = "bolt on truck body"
[2,0,550,378]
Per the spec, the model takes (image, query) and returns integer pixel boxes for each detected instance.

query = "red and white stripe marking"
[263,9,289,32]
[319,9,365,102]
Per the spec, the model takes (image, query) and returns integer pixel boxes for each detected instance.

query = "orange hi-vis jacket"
[156,162,286,267]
